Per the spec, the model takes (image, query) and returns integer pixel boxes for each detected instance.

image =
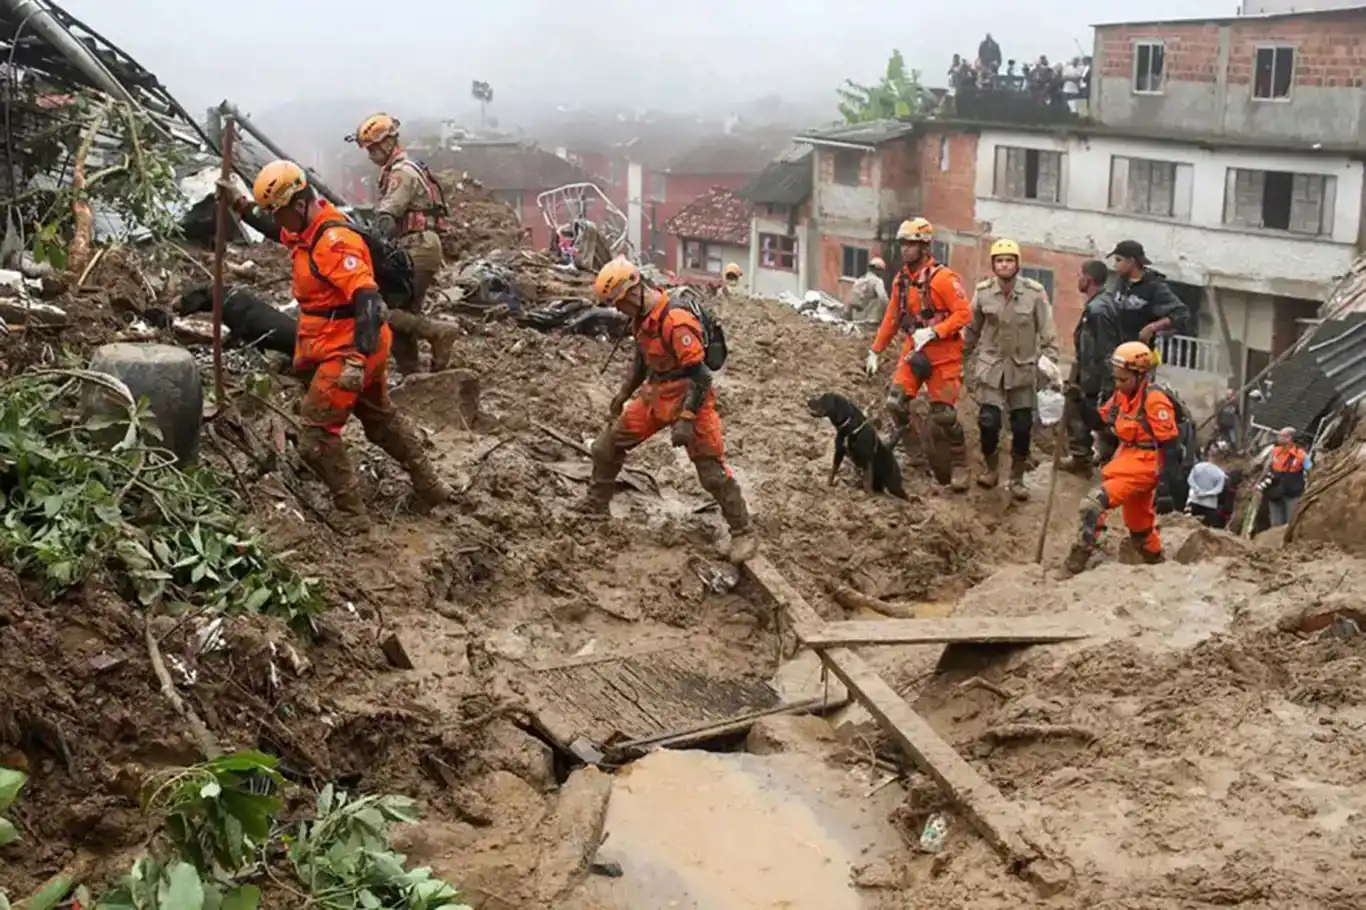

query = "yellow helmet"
[896,217,933,242]
[722,262,743,280]
[1111,341,1156,374]
[252,160,308,213]
[350,113,400,149]
[1150,344,1162,368]
[990,238,1021,259]
[594,256,642,307]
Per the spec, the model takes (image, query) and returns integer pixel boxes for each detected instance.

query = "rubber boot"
[424,318,459,372]
[1062,543,1091,576]
[1142,549,1166,566]
[715,479,758,563]
[947,438,970,493]
[1058,453,1093,476]
[976,451,1000,489]
[581,429,624,516]
[301,430,370,535]
[362,410,452,510]
[386,310,424,375]
[1008,459,1029,502]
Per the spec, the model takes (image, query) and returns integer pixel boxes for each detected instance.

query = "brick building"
[739,144,813,298]
[664,186,754,284]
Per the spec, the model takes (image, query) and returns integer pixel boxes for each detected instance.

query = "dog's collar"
[836,414,869,435]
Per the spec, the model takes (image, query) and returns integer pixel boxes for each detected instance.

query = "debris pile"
[436,173,529,260]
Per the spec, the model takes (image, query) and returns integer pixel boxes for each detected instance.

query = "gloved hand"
[337,357,365,393]
[864,350,878,377]
[1038,355,1063,389]
[1259,475,1273,492]
[354,289,387,356]
[670,416,697,448]
[609,391,629,419]
[216,178,246,212]
[912,327,937,351]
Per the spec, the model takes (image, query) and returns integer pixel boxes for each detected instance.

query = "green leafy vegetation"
[837,50,928,122]
[0,371,322,628]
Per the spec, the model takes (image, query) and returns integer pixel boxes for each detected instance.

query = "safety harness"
[894,262,945,333]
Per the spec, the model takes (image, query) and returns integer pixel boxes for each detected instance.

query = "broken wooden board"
[520,641,819,759]
[743,555,1066,892]
[801,616,1102,648]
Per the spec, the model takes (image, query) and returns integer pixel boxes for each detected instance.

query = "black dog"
[807,392,907,499]
[176,285,297,356]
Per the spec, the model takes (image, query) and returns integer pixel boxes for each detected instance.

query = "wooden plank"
[802,616,1102,648]
[743,555,1065,889]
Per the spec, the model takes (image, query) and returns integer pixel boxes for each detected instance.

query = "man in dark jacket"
[978,33,1002,75]
[1061,259,1123,473]
[1108,239,1189,344]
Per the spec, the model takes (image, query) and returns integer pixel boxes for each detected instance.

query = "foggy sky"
[65,0,1238,125]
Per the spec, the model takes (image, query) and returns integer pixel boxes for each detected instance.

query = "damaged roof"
[429,142,588,191]
[739,143,813,206]
[665,186,753,245]
[796,119,918,149]
[1253,314,1366,433]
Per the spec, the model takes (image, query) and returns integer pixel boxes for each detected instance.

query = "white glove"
[864,350,879,377]
[1038,355,1063,388]
[912,327,937,350]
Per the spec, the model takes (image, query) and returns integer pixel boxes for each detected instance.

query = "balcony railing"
[1156,334,1222,375]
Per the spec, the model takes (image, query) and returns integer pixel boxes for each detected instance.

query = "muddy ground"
[4,258,1366,907]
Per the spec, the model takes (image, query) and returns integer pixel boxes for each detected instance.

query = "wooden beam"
[743,556,1066,892]
[801,616,1102,648]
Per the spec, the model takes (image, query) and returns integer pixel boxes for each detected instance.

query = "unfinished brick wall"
[1098,23,1221,84]
[916,131,979,233]
[1227,15,1366,89]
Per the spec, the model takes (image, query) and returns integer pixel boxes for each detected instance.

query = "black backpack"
[306,219,416,306]
[1139,382,1196,514]
[666,288,728,371]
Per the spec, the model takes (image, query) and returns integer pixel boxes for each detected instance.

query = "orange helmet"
[1111,341,1155,374]
[896,218,933,242]
[594,257,642,307]
[252,160,308,213]
[351,113,400,149]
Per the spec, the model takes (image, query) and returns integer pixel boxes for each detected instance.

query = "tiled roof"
[738,143,812,205]
[429,142,589,191]
[796,119,918,148]
[665,186,754,244]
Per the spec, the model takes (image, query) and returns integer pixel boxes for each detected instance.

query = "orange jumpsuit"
[283,200,394,434]
[872,258,973,405]
[1091,380,1179,554]
[616,291,726,463]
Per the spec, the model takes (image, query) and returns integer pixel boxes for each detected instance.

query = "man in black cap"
[1108,239,1189,345]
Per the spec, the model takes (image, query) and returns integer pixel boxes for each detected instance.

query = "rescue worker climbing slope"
[963,238,1061,501]
[248,160,451,532]
[349,113,459,374]
[865,218,973,491]
[586,257,757,562]
[1063,341,1179,575]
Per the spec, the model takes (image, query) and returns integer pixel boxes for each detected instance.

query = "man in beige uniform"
[844,256,887,328]
[350,113,458,374]
[963,238,1062,500]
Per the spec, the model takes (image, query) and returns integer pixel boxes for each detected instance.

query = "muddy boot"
[1142,549,1166,565]
[362,410,452,510]
[424,318,460,372]
[976,451,1000,489]
[386,310,424,375]
[697,457,758,563]
[1059,453,1093,476]
[1008,459,1029,502]
[301,429,370,534]
[1062,543,1091,576]
[580,428,625,516]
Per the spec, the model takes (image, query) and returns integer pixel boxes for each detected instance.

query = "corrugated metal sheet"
[1252,313,1366,432]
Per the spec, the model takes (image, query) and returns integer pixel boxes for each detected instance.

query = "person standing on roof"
[1108,240,1189,347]
[349,113,460,375]
[1063,341,1180,575]
[963,239,1061,500]
[246,160,450,533]
[1062,260,1123,474]
[1262,426,1309,528]
[844,255,888,328]
[586,257,757,562]
[864,218,973,491]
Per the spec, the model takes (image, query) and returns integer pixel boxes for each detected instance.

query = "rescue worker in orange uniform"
[864,218,973,490]
[586,258,757,562]
[349,113,459,375]
[248,160,451,532]
[1063,341,1179,574]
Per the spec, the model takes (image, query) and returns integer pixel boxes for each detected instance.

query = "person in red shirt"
[864,218,972,490]
[1063,341,1179,574]
[585,258,756,562]
[247,160,450,532]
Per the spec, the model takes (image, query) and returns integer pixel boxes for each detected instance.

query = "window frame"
[1108,156,1179,218]
[1020,267,1054,301]
[1132,40,1166,95]
[1222,167,1336,236]
[840,245,870,280]
[930,240,951,264]
[832,149,864,186]
[992,145,1065,204]
[1252,45,1295,102]
[682,240,725,275]
[758,232,798,271]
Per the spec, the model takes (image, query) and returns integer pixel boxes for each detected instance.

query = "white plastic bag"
[1037,388,1065,427]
